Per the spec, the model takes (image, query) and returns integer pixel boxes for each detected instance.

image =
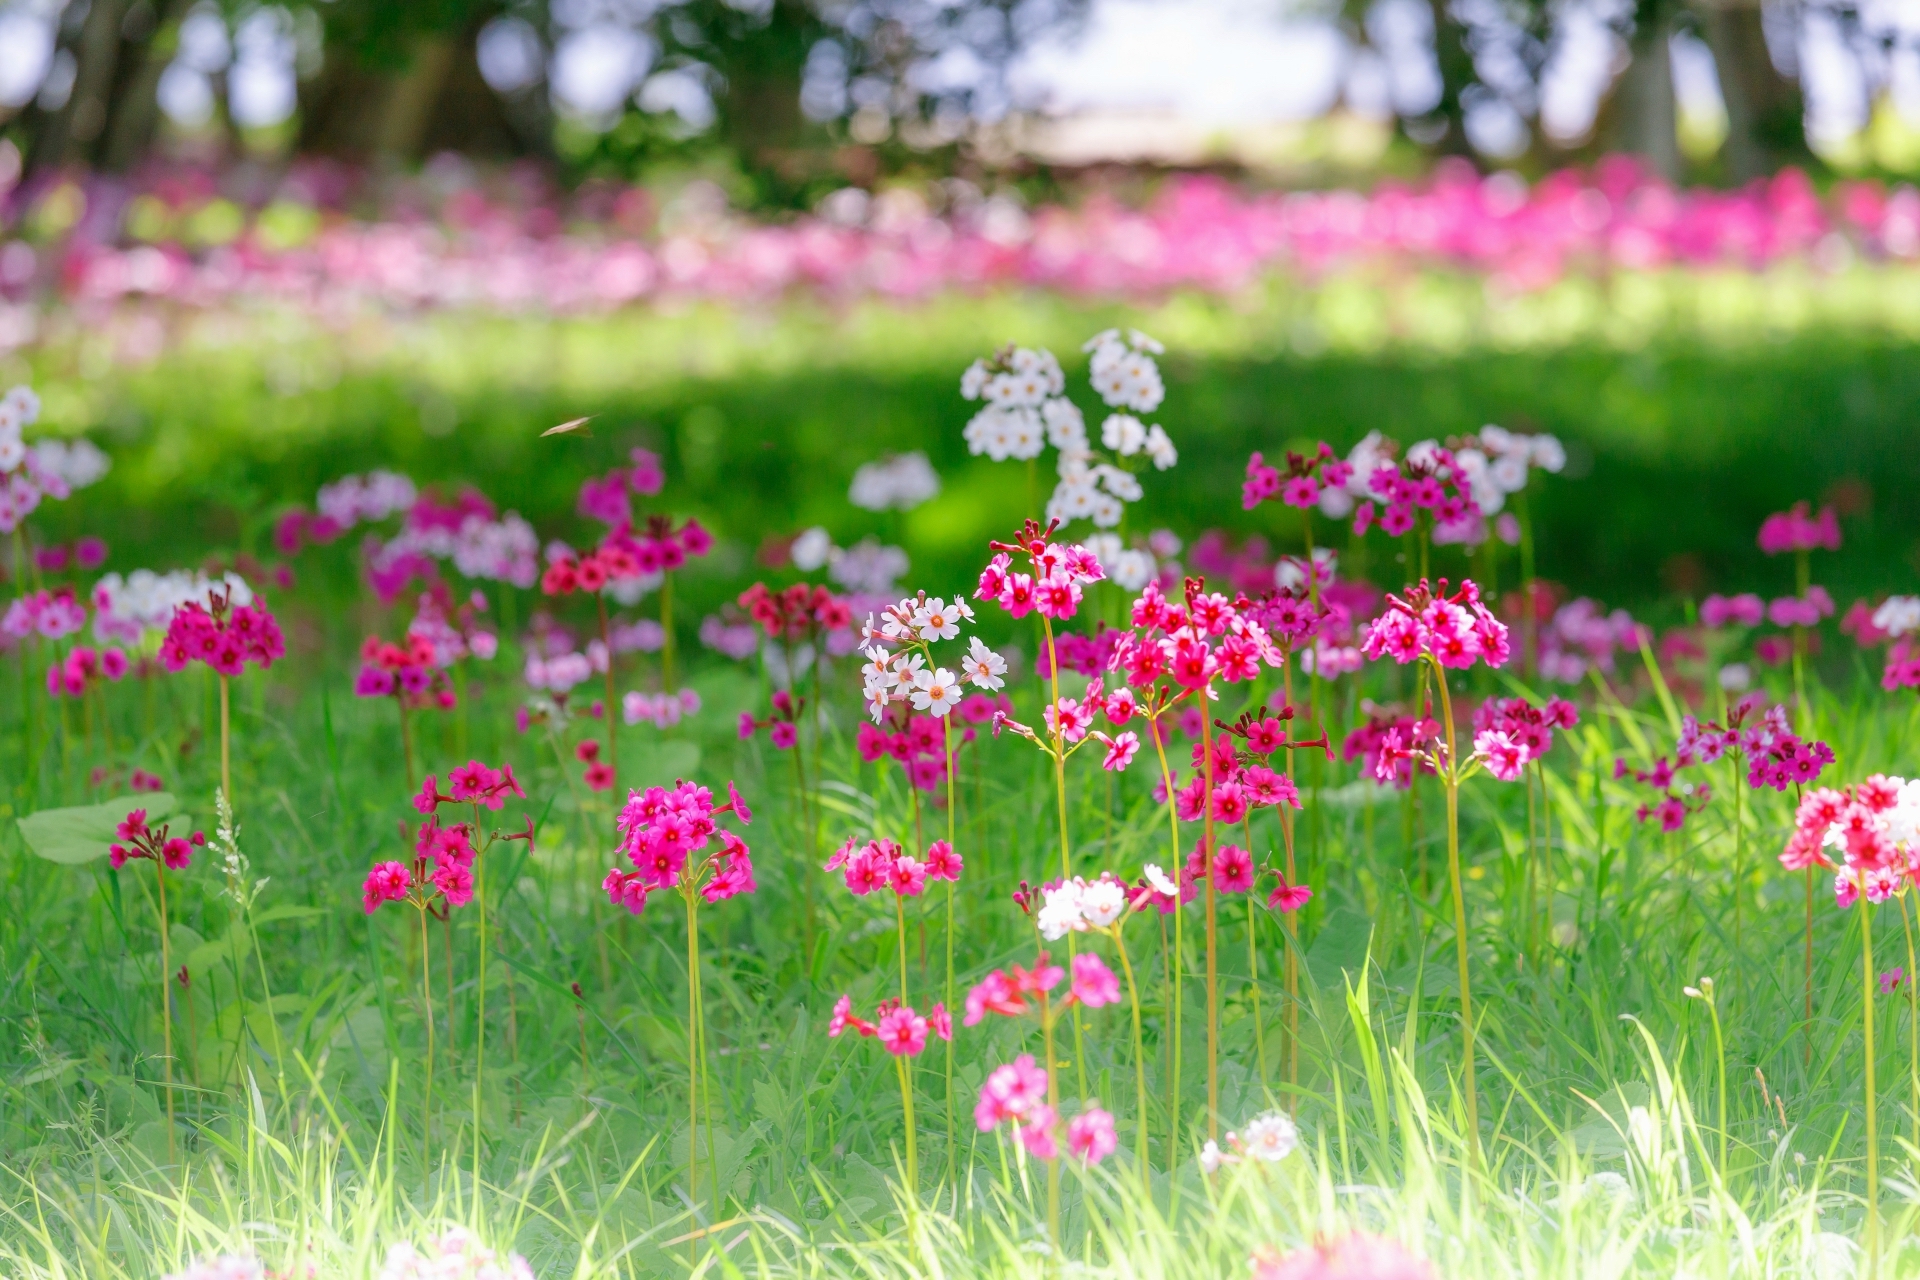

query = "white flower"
[849,452,941,512]
[1239,1112,1298,1162]
[1198,1139,1225,1174]
[1317,485,1354,519]
[1531,434,1567,472]
[1036,878,1086,940]
[891,652,925,685]
[1717,662,1752,692]
[1144,863,1176,897]
[1479,423,1515,454]
[1108,548,1153,591]
[1490,452,1529,493]
[1101,413,1146,455]
[1143,425,1177,470]
[791,526,834,572]
[1001,406,1045,460]
[1080,876,1126,927]
[1873,595,1920,638]
[1095,464,1142,503]
[0,436,22,472]
[1089,493,1123,528]
[863,683,891,723]
[911,666,962,716]
[963,636,1007,689]
[960,359,990,400]
[859,645,896,686]
[1042,398,1087,451]
[913,597,961,641]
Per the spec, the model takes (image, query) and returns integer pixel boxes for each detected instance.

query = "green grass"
[7,293,1920,1276]
[4,585,1920,1276]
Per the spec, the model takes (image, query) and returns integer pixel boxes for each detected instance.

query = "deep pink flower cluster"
[109,807,206,871]
[1252,1233,1437,1280]
[46,644,129,697]
[1780,776,1915,908]
[354,633,454,708]
[1360,578,1510,670]
[1241,442,1353,511]
[825,837,962,898]
[414,759,528,813]
[1034,625,1123,679]
[1109,578,1287,693]
[2,587,87,640]
[603,779,754,914]
[971,1049,1117,1164]
[740,688,804,750]
[1471,696,1579,762]
[159,595,285,676]
[1344,711,1436,789]
[1621,697,1834,831]
[32,537,108,574]
[1701,592,1765,629]
[826,995,953,1056]
[576,448,667,525]
[1758,502,1841,555]
[976,518,1106,622]
[1766,588,1835,629]
[855,705,990,791]
[1348,444,1483,544]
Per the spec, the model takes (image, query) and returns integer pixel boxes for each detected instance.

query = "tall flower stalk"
[159,584,284,818]
[1360,577,1518,1164]
[967,952,1122,1244]
[109,807,208,1160]
[600,777,755,1252]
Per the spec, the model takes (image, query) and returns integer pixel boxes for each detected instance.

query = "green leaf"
[1304,906,1374,992]
[18,794,178,865]
[624,740,701,787]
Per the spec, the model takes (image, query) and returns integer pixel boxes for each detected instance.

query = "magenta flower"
[1069,953,1121,1008]
[1212,843,1255,893]
[976,1054,1050,1129]
[1267,874,1313,913]
[876,1006,929,1056]
[1066,1106,1118,1163]
[1757,501,1841,555]
[362,861,412,914]
[924,839,964,881]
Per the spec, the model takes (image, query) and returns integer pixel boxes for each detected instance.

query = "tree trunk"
[1692,0,1803,181]
[101,0,196,172]
[1608,1,1682,180]
[30,0,129,174]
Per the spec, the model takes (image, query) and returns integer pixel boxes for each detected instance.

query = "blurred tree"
[1691,0,1805,180]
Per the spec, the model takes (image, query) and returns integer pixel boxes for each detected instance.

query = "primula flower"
[1066,1106,1118,1163]
[1069,953,1121,1008]
[363,861,412,913]
[876,1005,929,1056]
[1267,873,1313,913]
[1212,843,1255,893]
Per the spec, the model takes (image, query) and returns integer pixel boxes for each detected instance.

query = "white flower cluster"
[372,513,540,588]
[1036,872,1131,940]
[1083,531,1172,593]
[524,646,600,693]
[378,1229,534,1280]
[858,594,1006,723]
[1451,425,1565,516]
[849,451,941,512]
[1873,596,1920,638]
[829,537,910,595]
[624,687,702,728]
[959,331,1175,529]
[1198,1111,1299,1173]
[0,385,102,534]
[93,569,253,644]
[30,438,110,488]
[316,470,417,529]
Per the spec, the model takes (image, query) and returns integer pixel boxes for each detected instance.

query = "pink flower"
[924,840,964,881]
[1067,1106,1118,1163]
[1252,1233,1436,1280]
[433,861,475,908]
[584,761,615,791]
[1016,1105,1060,1160]
[1213,843,1255,893]
[976,1054,1050,1129]
[1473,729,1529,782]
[928,1002,953,1041]
[1267,875,1313,913]
[1280,475,1319,509]
[769,721,799,749]
[876,1005,929,1056]
[890,855,929,897]
[1069,953,1121,1008]
[829,994,877,1038]
[362,861,411,914]
[1099,730,1140,772]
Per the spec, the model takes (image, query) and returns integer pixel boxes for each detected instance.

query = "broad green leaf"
[1304,906,1374,992]
[18,794,178,866]
[624,740,701,788]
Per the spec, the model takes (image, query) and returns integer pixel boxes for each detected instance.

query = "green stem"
[420,903,434,1158]
[1861,887,1880,1276]
[1429,658,1478,1166]
[942,714,957,1189]
[1114,923,1149,1184]
[1149,715,1185,1174]
[1202,699,1219,1139]
[155,860,175,1162]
